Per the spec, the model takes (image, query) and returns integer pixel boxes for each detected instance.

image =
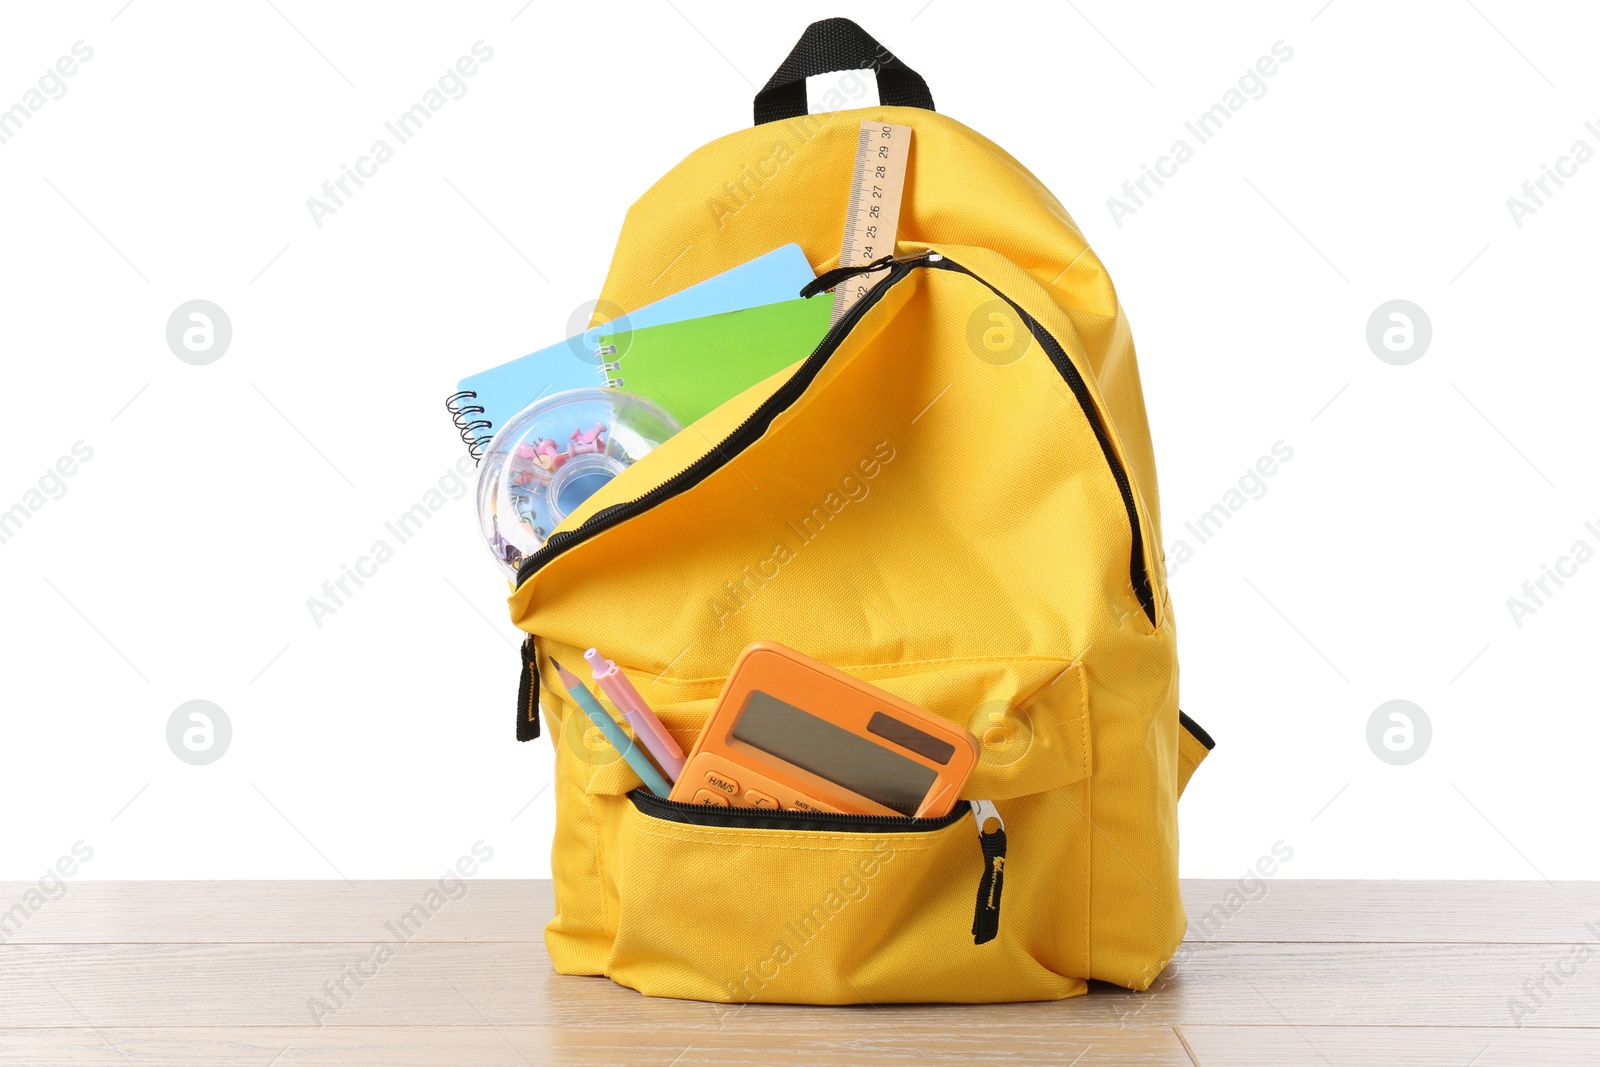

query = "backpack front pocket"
[537,650,1098,996]
[603,790,1086,1004]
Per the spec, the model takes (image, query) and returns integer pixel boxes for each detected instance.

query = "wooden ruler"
[831,120,913,324]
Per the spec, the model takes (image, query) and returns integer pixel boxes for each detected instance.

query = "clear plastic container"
[476,388,680,579]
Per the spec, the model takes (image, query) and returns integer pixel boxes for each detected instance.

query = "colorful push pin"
[532,438,566,471]
[568,423,607,455]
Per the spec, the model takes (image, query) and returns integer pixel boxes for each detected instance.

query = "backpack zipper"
[968,799,1006,945]
[514,249,1153,622]
[630,786,968,832]
[630,789,1006,945]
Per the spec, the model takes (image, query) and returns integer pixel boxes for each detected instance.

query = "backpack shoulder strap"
[1177,711,1214,797]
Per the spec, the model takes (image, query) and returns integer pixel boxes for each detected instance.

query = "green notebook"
[595,296,832,428]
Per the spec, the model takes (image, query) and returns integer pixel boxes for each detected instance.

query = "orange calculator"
[669,642,980,818]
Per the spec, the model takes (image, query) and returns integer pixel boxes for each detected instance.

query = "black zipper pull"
[799,250,940,299]
[515,634,541,741]
[970,799,1006,945]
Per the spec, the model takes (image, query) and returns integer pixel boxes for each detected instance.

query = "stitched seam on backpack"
[633,653,1088,691]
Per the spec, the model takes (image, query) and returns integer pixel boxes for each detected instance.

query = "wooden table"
[2,880,1596,1065]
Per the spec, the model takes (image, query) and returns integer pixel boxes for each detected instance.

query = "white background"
[2,1,1595,883]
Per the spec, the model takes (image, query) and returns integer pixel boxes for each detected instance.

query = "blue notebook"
[446,244,815,457]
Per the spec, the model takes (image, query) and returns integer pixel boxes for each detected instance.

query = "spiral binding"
[445,390,494,462]
[597,344,624,388]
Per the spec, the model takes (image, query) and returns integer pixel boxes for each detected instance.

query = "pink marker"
[584,648,684,782]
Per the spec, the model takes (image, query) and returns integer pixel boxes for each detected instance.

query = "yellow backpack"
[506,18,1212,1004]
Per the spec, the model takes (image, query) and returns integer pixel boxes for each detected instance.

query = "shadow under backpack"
[503,18,1214,1004]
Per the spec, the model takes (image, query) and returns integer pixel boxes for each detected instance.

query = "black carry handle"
[753,18,934,125]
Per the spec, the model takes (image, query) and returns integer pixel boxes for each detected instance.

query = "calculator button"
[704,771,739,795]
[744,789,779,809]
[788,798,836,813]
[691,789,730,806]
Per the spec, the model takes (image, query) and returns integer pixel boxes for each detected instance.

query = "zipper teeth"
[515,256,922,586]
[630,788,968,831]
[516,253,1154,626]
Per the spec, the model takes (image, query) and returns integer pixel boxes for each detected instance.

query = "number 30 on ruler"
[832,121,912,324]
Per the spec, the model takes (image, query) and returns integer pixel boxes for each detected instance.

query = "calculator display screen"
[731,690,937,816]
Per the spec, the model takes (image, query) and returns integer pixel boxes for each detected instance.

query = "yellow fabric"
[508,105,1203,1003]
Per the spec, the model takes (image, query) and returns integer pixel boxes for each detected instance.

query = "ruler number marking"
[831,121,913,324]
